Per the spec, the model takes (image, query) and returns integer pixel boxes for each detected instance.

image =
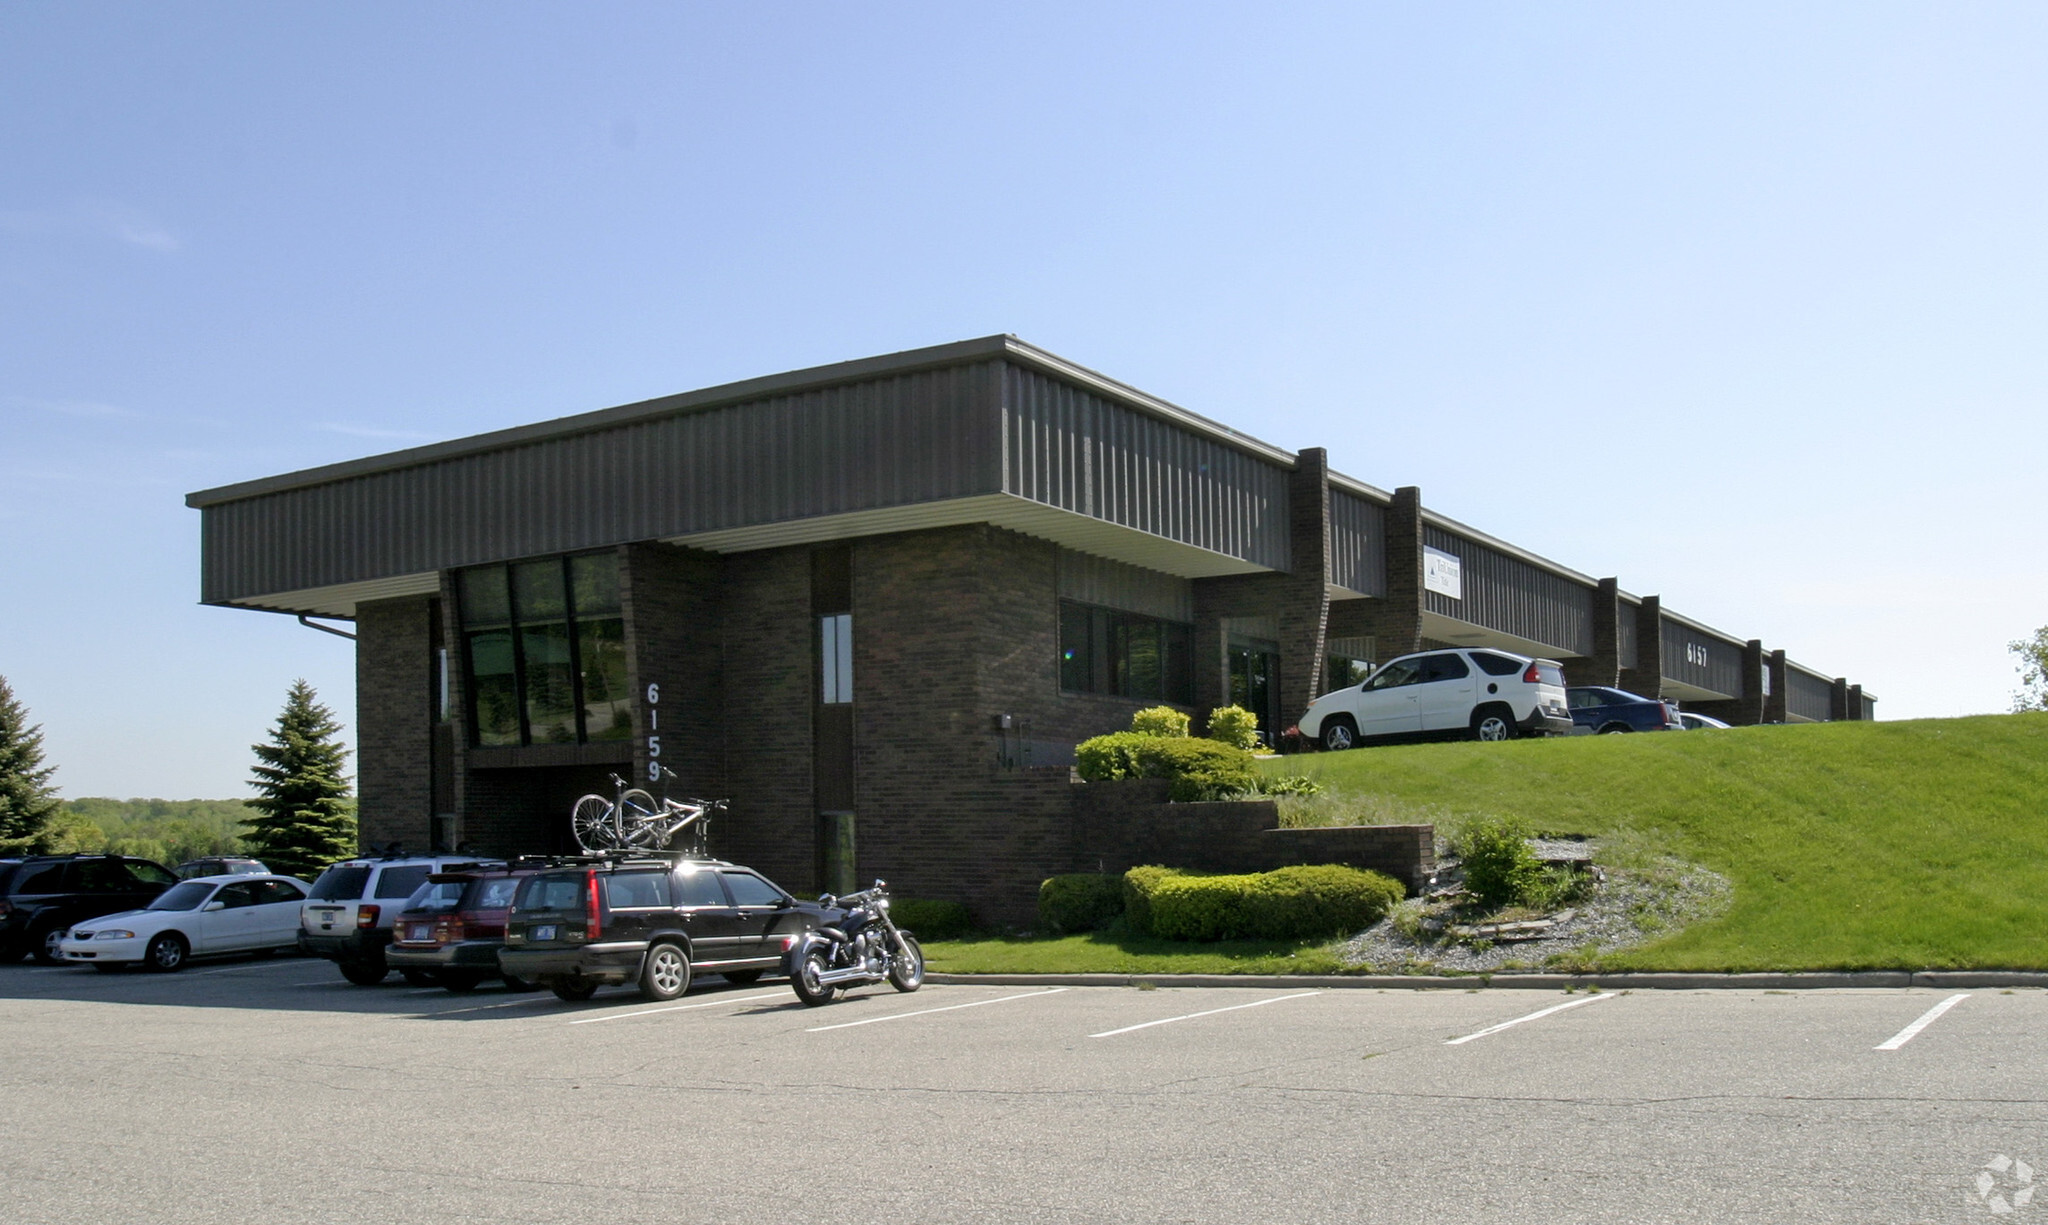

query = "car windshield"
[148,882,216,912]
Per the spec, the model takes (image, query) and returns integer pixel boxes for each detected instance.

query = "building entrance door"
[1227,642,1281,744]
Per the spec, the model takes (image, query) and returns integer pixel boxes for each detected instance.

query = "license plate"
[533,925,556,941]
[408,924,432,941]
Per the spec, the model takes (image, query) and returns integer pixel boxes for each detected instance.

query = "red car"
[386,866,550,991]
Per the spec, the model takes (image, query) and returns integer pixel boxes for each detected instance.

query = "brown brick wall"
[355,596,434,854]
[716,547,816,891]
[622,542,724,799]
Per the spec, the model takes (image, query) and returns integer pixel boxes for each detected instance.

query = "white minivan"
[1298,648,1574,750]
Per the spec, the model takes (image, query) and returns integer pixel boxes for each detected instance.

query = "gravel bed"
[1340,849,1733,975]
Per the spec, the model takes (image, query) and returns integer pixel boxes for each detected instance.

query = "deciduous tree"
[2013,626,2048,713]
[243,680,357,878]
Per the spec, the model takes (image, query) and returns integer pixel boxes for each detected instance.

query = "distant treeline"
[43,797,303,868]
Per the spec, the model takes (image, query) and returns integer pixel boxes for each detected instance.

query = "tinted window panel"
[73,860,134,892]
[1472,652,1523,677]
[308,866,370,902]
[721,872,785,907]
[578,617,631,741]
[458,566,510,627]
[471,878,523,909]
[407,882,466,912]
[375,866,433,899]
[516,875,589,913]
[673,869,728,908]
[255,880,306,905]
[1364,659,1423,691]
[216,884,259,909]
[1420,654,1470,682]
[127,861,176,886]
[147,882,214,911]
[568,552,621,617]
[467,629,520,747]
[519,620,578,744]
[602,872,671,909]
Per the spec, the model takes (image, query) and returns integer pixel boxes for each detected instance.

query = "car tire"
[33,927,66,966]
[1471,707,1517,743]
[638,942,692,1002]
[144,932,189,973]
[339,959,389,986]
[721,969,764,985]
[550,978,599,1002]
[1319,716,1359,752]
[440,970,487,993]
[1598,724,1632,734]
[399,968,440,988]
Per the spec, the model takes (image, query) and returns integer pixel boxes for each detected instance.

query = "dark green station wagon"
[498,853,826,1003]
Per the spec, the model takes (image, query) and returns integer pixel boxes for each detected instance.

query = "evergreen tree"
[243,679,357,878]
[0,675,62,852]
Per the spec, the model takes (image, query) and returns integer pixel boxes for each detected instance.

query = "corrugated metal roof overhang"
[1419,610,1585,662]
[224,572,441,618]
[667,493,1272,579]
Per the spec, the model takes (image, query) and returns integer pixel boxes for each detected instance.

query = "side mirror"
[203,900,226,912]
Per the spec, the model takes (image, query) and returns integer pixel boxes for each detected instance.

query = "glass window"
[126,860,176,886]
[515,874,589,913]
[1471,652,1523,678]
[820,613,852,704]
[471,878,523,910]
[673,868,729,908]
[11,863,64,894]
[147,882,214,911]
[460,553,628,747]
[601,871,670,909]
[407,881,467,912]
[308,865,370,902]
[1057,600,1193,704]
[375,866,433,900]
[721,871,785,907]
[1364,658,1424,691]
[73,859,134,893]
[215,883,259,909]
[1419,654,1470,683]
[1327,656,1373,689]
[254,880,306,906]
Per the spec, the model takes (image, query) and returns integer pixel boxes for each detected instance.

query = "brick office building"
[187,336,1874,917]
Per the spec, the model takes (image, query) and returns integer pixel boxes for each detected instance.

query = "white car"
[1299,648,1575,750]
[59,873,311,972]
[1678,712,1732,731]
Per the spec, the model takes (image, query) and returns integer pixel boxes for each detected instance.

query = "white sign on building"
[1423,545,1462,600]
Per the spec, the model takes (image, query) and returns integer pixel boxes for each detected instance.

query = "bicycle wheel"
[570,794,620,852]
[617,790,663,847]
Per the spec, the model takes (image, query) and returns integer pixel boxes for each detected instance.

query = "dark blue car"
[1566,687,1685,734]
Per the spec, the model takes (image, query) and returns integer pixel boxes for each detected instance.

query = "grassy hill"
[1271,712,2048,971]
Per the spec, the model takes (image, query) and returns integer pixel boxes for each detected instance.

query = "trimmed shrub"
[1038,873,1125,934]
[1142,737,1259,801]
[1076,733,1259,801]
[1458,815,1542,908]
[1130,706,1191,738]
[890,898,973,942]
[1144,864,1407,942]
[1205,704,1261,751]
[1254,774,1323,797]
[1075,731,1152,782]
[1122,865,1183,936]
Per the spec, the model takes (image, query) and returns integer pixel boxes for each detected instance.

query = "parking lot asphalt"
[1,956,2041,1224]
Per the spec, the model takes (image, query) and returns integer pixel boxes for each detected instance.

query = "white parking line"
[1089,992,1320,1038]
[566,989,789,1025]
[1445,991,1616,1045]
[1875,993,1969,1051]
[806,988,1068,1033]
[419,995,565,1017]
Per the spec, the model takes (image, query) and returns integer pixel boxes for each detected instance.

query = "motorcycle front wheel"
[888,935,924,993]
[791,948,837,1007]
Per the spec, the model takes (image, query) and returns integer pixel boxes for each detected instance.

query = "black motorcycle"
[784,879,924,1006]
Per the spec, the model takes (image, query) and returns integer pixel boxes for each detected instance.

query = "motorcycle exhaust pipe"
[815,965,885,986]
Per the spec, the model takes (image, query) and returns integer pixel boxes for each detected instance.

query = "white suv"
[1299,648,1573,750]
[300,853,498,985]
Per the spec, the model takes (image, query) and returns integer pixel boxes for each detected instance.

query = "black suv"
[0,855,180,963]
[499,854,824,1002]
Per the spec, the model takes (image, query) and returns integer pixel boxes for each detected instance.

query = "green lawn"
[923,713,2048,975]
[1275,712,2048,971]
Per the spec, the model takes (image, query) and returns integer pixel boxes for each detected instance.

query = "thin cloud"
[314,422,443,443]
[0,199,182,252]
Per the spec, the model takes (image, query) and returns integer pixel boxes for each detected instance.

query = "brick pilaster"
[1621,595,1663,699]
[1764,650,1788,724]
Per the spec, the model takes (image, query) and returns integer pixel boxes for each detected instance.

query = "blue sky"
[4,4,2044,798]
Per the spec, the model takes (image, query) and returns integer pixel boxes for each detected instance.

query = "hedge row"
[1073,733,1259,801]
[1037,863,1406,942]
